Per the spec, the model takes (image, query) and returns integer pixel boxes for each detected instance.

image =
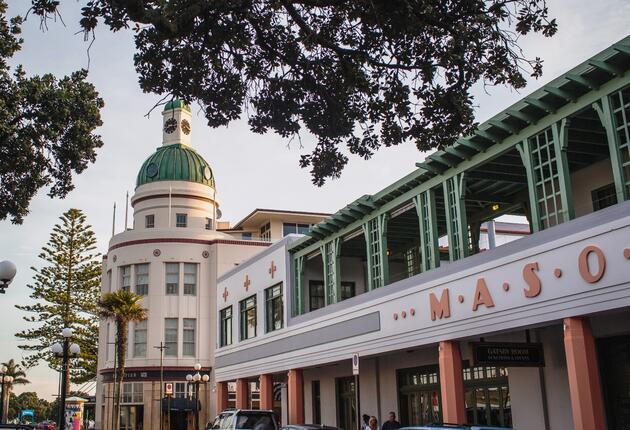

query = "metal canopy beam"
[566,74,598,90]
[415,161,446,175]
[443,146,470,161]
[506,109,537,124]
[614,44,630,56]
[475,129,500,144]
[456,138,485,152]
[488,119,519,134]
[524,97,556,113]
[428,153,458,168]
[544,86,577,103]
[588,60,624,77]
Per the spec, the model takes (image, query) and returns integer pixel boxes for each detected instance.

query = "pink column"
[563,317,606,430]
[235,378,249,409]
[216,381,229,413]
[287,369,304,424]
[438,341,466,424]
[260,374,274,411]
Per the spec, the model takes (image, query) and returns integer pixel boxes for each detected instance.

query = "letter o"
[578,245,606,283]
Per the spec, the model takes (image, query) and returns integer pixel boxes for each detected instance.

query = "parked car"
[280,426,341,430]
[35,422,56,430]
[207,409,279,430]
[400,425,513,430]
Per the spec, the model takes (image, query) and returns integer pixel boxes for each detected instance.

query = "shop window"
[165,263,179,295]
[120,266,131,291]
[592,183,617,211]
[135,263,149,296]
[121,382,143,403]
[397,366,441,426]
[240,295,257,340]
[183,318,196,356]
[265,283,283,333]
[145,214,155,229]
[176,213,187,228]
[309,281,325,312]
[183,263,197,295]
[220,306,233,347]
[464,366,511,428]
[164,318,178,356]
[133,320,147,357]
[340,282,356,301]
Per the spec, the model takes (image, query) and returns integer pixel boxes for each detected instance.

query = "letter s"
[523,262,541,298]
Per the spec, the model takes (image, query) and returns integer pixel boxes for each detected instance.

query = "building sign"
[101,368,211,382]
[165,383,173,396]
[471,342,545,367]
[352,353,359,375]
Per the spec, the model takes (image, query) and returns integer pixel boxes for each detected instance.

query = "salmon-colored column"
[235,378,249,409]
[260,374,274,410]
[438,341,466,424]
[216,381,229,413]
[287,369,304,424]
[563,317,606,430]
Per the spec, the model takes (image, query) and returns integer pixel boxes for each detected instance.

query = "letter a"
[523,262,541,298]
[429,289,451,321]
[472,278,495,311]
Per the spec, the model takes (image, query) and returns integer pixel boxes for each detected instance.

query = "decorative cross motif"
[268,261,277,279]
[244,275,251,291]
[222,287,229,302]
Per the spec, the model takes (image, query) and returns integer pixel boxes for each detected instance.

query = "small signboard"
[165,382,173,396]
[352,353,359,375]
[472,342,545,367]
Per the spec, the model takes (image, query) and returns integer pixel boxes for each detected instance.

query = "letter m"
[429,289,451,321]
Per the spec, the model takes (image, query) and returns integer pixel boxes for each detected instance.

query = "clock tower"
[162,99,193,147]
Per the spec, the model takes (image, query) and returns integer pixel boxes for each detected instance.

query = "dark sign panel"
[471,342,545,367]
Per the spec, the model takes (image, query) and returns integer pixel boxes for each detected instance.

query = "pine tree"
[16,208,101,384]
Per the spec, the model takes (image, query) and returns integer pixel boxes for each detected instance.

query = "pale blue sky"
[0,0,628,399]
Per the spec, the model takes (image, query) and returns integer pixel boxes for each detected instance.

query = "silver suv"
[207,409,279,430]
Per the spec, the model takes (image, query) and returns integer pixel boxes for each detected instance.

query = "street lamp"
[0,366,14,424]
[0,260,17,294]
[51,328,81,430]
[186,364,209,430]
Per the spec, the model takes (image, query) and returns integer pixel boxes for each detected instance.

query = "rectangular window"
[120,266,131,292]
[145,214,155,229]
[309,281,325,312]
[183,263,197,295]
[164,318,178,357]
[165,263,179,295]
[121,383,143,403]
[205,217,213,230]
[220,306,233,347]
[591,183,617,212]
[260,222,271,241]
[240,296,257,340]
[107,270,112,293]
[183,318,196,356]
[135,263,149,296]
[176,213,187,228]
[133,320,147,357]
[610,85,630,196]
[242,232,252,240]
[174,382,187,398]
[265,283,283,333]
[283,223,311,236]
[340,282,356,301]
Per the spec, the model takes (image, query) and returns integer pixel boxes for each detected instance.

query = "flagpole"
[111,203,116,237]
[124,191,129,231]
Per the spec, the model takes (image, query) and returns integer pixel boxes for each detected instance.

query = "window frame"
[265,283,284,333]
[176,213,188,228]
[183,263,198,296]
[183,318,196,357]
[135,263,149,296]
[164,318,178,357]
[239,295,257,341]
[120,266,131,292]
[133,320,147,358]
[220,306,233,347]
[165,263,179,295]
[309,280,325,312]
[145,214,155,229]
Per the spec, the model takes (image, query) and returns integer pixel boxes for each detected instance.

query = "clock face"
[181,119,191,135]
[164,118,177,134]
[146,163,159,178]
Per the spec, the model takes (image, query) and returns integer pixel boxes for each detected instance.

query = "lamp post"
[51,328,81,430]
[186,364,209,430]
[0,366,14,424]
[0,260,17,294]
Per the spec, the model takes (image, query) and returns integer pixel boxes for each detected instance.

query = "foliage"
[8,392,52,422]
[15,209,101,385]
[98,289,147,430]
[29,0,556,185]
[0,1,104,223]
[2,359,30,421]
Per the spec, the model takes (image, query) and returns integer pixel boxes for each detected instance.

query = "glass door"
[336,377,356,430]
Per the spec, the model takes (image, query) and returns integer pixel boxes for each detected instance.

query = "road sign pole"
[353,353,360,430]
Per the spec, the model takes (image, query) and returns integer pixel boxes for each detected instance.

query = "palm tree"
[98,290,147,430]
[1,359,29,421]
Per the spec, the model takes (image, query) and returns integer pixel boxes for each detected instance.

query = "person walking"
[368,416,379,430]
[362,414,371,430]
[381,412,400,430]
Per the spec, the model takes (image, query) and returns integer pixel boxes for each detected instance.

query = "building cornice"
[108,237,271,253]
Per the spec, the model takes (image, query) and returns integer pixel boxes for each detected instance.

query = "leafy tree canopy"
[30,0,556,185]
[8,391,52,422]
[16,209,101,384]
[0,0,104,224]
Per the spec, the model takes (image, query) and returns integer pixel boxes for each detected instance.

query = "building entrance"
[119,405,143,430]
[599,334,630,429]
[397,365,441,425]
[336,377,357,430]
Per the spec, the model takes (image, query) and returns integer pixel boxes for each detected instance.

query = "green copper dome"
[164,99,191,112]
[136,144,215,188]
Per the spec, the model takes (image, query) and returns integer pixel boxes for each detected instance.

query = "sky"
[0,0,628,401]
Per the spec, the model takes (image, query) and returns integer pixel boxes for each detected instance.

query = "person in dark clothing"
[381,412,400,430]
[362,414,371,430]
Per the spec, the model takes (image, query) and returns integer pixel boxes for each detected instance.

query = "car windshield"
[211,413,234,429]
[235,412,274,430]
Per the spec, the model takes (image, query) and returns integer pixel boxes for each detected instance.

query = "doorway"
[336,377,357,430]
[599,334,630,429]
